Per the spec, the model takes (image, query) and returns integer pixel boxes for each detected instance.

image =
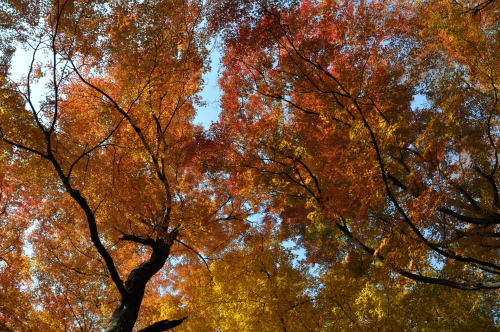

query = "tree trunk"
[106,238,173,332]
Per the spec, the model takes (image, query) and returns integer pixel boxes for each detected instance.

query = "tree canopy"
[0,0,498,331]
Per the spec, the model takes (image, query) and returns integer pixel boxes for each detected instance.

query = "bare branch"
[175,238,211,272]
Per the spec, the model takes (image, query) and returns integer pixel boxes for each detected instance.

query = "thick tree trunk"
[107,295,144,332]
[106,238,173,332]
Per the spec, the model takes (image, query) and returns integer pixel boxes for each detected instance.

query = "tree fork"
[107,230,179,331]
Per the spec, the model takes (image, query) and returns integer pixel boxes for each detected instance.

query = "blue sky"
[194,45,223,128]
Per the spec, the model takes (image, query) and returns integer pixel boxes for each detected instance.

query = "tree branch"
[335,217,499,290]
[138,317,187,332]
[119,234,156,247]
[175,238,210,272]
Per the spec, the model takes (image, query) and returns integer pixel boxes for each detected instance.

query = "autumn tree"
[214,0,498,291]
[0,0,498,330]
[0,0,250,330]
